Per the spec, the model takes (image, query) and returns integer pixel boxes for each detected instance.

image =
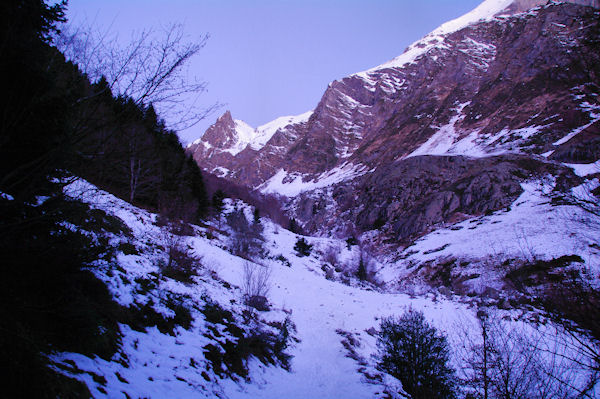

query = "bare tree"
[55,21,220,130]
[456,308,598,399]
[241,261,272,311]
[226,206,264,258]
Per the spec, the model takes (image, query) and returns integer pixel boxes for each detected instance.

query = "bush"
[376,309,456,399]
[161,245,201,283]
[323,245,339,267]
[346,236,358,249]
[121,296,192,336]
[242,262,271,311]
[275,254,291,267]
[160,228,202,283]
[226,207,264,258]
[294,237,312,257]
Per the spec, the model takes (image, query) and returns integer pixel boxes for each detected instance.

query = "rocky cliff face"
[509,0,600,11]
[188,111,240,176]
[288,154,579,241]
[188,1,599,241]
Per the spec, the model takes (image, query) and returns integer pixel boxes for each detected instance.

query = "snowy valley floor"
[53,176,599,398]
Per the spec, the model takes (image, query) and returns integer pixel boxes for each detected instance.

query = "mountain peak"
[219,110,234,122]
[355,0,598,78]
[199,110,237,149]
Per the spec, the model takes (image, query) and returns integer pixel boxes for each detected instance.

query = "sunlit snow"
[257,163,369,197]
[355,0,513,78]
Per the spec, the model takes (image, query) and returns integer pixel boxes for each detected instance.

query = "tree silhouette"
[376,309,457,399]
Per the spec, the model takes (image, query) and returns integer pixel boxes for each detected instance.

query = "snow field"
[57,176,599,398]
[377,177,600,295]
[257,162,369,197]
[59,179,476,398]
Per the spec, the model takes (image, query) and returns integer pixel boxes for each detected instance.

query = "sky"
[65,0,482,144]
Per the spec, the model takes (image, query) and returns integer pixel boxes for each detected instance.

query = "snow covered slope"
[249,111,313,151]
[375,177,600,293]
[355,0,514,77]
[52,177,599,398]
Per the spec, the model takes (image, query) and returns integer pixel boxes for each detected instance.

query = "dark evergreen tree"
[185,156,209,218]
[346,235,358,250]
[357,254,367,281]
[253,207,261,224]
[376,309,457,399]
[212,189,226,214]
[0,0,71,200]
[289,218,299,234]
[294,237,312,257]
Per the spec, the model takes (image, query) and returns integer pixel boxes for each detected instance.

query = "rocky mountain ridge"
[188,0,599,241]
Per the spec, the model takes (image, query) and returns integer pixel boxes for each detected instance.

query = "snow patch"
[211,166,230,177]
[554,101,600,146]
[0,191,14,201]
[258,163,368,197]
[406,102,471,158]
[565,160,600,177]
[250,111,313,151]
[406,113,551,159]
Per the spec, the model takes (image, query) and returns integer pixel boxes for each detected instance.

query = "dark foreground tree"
[376,309,457,399]
[0,1,209,395]
[294,237,312,257]
[0,0,70,200]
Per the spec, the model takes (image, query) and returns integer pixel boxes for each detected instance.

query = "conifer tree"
[376,309,457,399]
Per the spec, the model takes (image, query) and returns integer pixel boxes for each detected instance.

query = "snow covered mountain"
[187,110,312,180]
[188,0,600,241]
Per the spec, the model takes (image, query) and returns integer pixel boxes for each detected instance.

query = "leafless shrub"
[160,227,202,282]
[455,308,598,399]
[513,227,539,263]
[323,245,340,267]
[242,261,272,312]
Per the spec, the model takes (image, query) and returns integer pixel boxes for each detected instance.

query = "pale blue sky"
[66,1,482,143]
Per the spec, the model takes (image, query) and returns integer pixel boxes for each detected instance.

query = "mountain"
[188,0,599,241]
[187,110,312,182]
[30,1,600,397]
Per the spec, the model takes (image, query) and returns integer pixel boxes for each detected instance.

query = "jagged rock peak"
[200,110,236,148]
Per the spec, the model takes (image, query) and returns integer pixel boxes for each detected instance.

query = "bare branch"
[55,21,219,130]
